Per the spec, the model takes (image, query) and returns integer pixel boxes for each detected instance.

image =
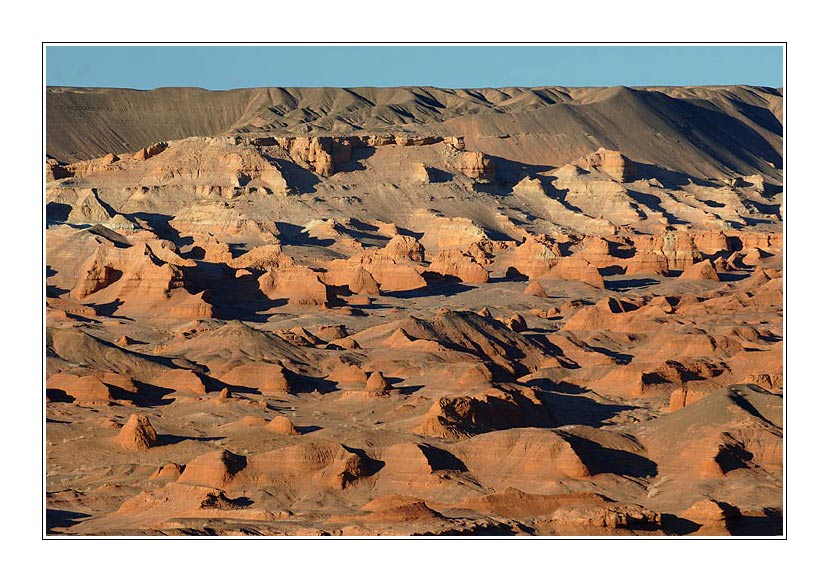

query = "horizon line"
[46,83,785,91]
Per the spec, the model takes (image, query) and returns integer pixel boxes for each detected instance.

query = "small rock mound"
[524,280,548,298]
[116,414,160,451]
[152,368,208,394]
[219,362,293,394]
[383,235,425,263]
[366,371,392,395]
[417,389,551,439]
[150,462,183,480]
[361,495,446,523]
[258,265,335,307]
[266,415,300,435]
[329,337,361,350]
[410,163,436,184]
[133,141,168,161]
[680,499,739,535]
[429,249,489,283]
[679,258,720,281]
[547,502,662,535]
[549,257,605,289]
[178,449,247,489]
[47,373,114,402]
[328,363,369,387]
[502,313,527,332]
[324,264,381,296]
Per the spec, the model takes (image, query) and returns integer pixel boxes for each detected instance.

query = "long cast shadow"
[626,190,690,225]
[604,277,659,291]
[661,514,702,535]
[267,156,321,194]
[526,378,638,427]
[336,145,377,173]
[385,279,474,299]
[122,382,177,407]
[275,222,335,247]
[728,508,783,536]
[559,433,657,478]
[295,425,323,435]
[157,433,225,446]
[342,445,385,477]
[46,509,90,534]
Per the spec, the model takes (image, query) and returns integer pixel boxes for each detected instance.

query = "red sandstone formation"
[45,84,783,537]
[116,414,160,451]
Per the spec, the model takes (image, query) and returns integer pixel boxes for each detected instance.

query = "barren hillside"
[45,84,783,536]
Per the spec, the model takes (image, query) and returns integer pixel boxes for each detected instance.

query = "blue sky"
[45,45,784,89]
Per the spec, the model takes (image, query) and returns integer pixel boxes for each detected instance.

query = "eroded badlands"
[45,85,783,535]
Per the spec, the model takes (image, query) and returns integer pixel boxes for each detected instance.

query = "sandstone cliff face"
[451,151,496,180]
[626,231,704,273]
[506,236,563,279]
[679,258,720,281]
[276,136,353,177]
[429,250,489,284]
[65,240,214,319]
[383,235,426,263]
[133,141,168,161]
[329,250,426,293]
[575,148,637,182]
[258,265,335,307]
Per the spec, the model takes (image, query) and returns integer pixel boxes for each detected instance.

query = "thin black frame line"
[41,41,787,541]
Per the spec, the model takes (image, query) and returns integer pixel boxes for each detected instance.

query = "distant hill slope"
[45,85,782,181]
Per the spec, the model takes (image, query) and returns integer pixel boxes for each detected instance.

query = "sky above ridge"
[45,45,784,90]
